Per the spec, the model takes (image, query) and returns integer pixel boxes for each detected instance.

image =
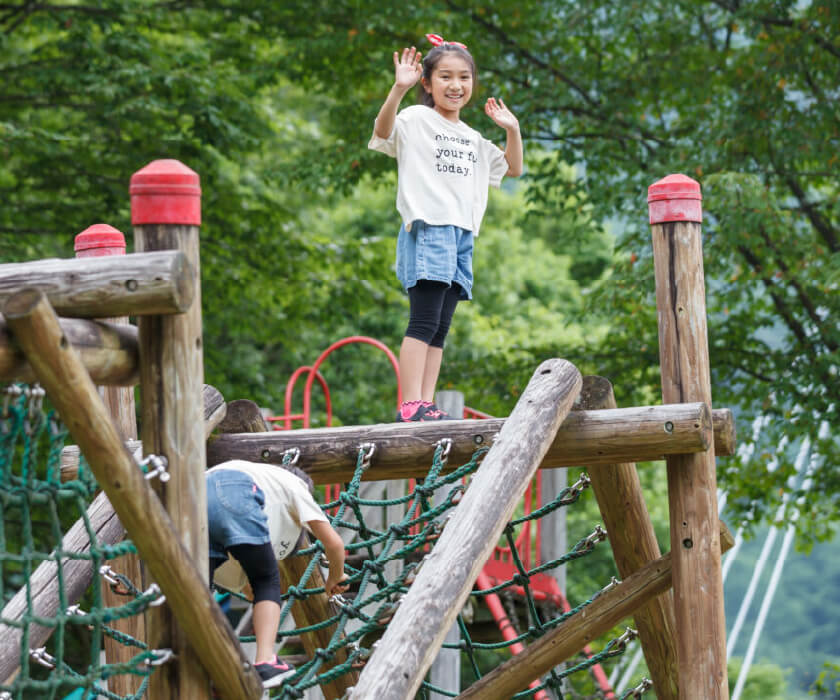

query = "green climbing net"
[0,382,651,700]
[0,384,167,700]
[239,444,652,700]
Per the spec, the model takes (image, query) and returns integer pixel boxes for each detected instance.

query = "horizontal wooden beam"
[59,384,226,481]
[1,316,138,385]
[455,522,735,700]
[0,250,194,318]
[207,403,735,484]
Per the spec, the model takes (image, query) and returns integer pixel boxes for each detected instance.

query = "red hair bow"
[426,33,467,50]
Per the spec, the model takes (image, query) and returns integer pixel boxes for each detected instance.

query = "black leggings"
[210,541,283,606]
[405,280,462,348]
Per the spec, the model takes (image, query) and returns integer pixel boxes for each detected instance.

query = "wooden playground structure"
[0,160,734,699]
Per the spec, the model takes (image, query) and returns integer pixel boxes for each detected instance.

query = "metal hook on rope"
[605,627,639,658]
[145,648,175,667]
[99,564,137,596]
[596,576,621,598]
[358,442,376,470]
[435,437,453,464]
[3,384,23,418]
[30,646,57,669]
[580,524,608,552]
[139,454,170,482]
[282,447,301,466]
[144,582,167,607]
[558,472,592,505]
[27,384,45,420]
[627,678,653,697]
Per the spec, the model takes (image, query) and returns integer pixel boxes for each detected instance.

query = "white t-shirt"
[207,460,328,592]
[369,105,509,236]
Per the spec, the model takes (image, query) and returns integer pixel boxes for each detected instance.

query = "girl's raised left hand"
[485,97,519,131]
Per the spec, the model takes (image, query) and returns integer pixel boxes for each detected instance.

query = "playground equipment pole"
[575,375,678,699]
[130,159,211,698]
[75,223,144,697]
[649,174,729,697]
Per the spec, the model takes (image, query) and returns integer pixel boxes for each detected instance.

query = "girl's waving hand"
[485,97,523,177]
[484,97,519,131]
[394,47,423,90]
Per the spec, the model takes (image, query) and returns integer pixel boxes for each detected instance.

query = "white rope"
[731,420,827,699]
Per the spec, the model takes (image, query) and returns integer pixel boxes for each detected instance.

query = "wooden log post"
[75,224,143,697]
[2,288,262,699]
[0,249,194,318]
[130,159,209,698]
[0,386,228,685]
[206,402,734,483]
[349,359,582,700]
[575,375,678,699]
[649,174,728,697]
[455,523,735,700]
[215,401,358,700]
[429,390,464,699]
[1,316,139,385]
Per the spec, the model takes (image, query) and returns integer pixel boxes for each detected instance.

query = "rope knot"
[362,560,384,574]
[286,585,306,600]
[315,647,334,661]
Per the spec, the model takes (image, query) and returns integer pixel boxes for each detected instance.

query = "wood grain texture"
[2,288,261,700]
[349,359,582,700]
[576,375,678,700]
[1,316,138,385]
[456,521,735,700]
[134,223,209,698]
[207,402,732,483]
[652,220,728,698]
[94,301,143,698]
[0,250,194,318]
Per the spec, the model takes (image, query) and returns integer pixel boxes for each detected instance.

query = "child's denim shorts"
[207,470,270,559]
[396,220,474,300]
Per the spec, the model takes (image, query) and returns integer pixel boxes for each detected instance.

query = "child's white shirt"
[369,105,508,236]
[207,460,327,592]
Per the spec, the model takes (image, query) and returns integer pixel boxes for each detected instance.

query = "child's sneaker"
[255,655,295,689]
[395,400,427,422]
[420,401,456,420]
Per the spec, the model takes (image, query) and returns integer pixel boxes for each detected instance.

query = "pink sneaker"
[255,655,295,688]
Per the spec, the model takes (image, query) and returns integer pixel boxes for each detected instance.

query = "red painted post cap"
[647,174,702,224]
[75,224,126,257]
[130,159,201,226]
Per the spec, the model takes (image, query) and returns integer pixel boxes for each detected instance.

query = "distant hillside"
[723,527,840,697]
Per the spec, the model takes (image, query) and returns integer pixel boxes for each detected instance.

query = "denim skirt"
[395,220,474,300]
[207,470,270,559]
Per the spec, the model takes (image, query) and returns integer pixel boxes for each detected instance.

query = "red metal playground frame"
[264,336,615,698]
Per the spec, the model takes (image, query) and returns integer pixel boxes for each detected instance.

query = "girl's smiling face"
[422,54,474,122]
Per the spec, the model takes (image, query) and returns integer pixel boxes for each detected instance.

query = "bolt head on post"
[647,174,702,225]
[74,224,127,258]
[130,159,201,226]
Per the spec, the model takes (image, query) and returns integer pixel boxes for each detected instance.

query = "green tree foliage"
[261,0,839,544]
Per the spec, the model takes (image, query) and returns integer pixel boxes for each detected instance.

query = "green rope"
[1,382,651,700]
[0,384,165,700]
